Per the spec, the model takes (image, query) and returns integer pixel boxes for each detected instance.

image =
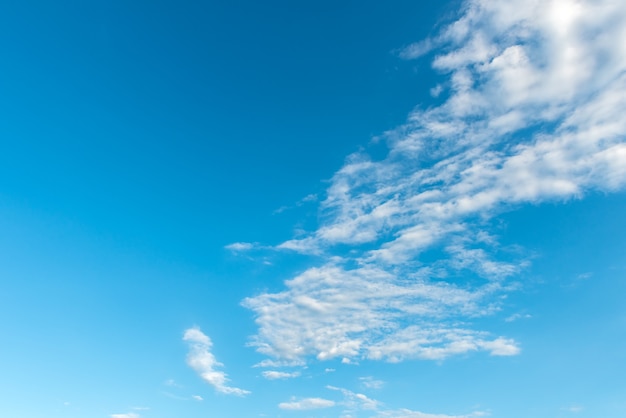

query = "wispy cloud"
[183,327,250,396]
[243,0,626,366]
[278,397,336,410]
[374,409,487,418]
[327,385,380,411]
[323,384,485,418]
[111,414,139,418]
[360,376,385,390]
[261,370,301,380]
[504,313,532,322]
[224,242,256,252]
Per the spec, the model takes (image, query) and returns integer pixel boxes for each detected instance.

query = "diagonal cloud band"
[242,0,626,364]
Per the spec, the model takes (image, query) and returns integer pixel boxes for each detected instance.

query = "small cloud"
[324,368,336,373]
[481,338,521,356]
[192,395,204,402]
[253,359,306,368]
[225,242,255,252]
[504,313,532,322]
[398,38,434,59]
[301,194,318,203]
[562,405,583,413]
[274,194,319,214]
[111,414,139,418]
[164,378,181,388]
[261,370,301,380]
[327,385,380,411]
[576,273,592,280]
[183,327,250,396]
[359,376,385,390]
[430,84,444,98]
[278,397,336,410]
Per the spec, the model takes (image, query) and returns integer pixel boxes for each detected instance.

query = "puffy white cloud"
[278,397,336,410]
[244,0,626,366]
[183,327,250,396]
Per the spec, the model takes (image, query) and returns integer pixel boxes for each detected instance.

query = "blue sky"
[1,0,625,417]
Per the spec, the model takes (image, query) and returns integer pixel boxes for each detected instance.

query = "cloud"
[192,395,204,401]
[111,414,139,418]
[327,385,380,411]
[243,0,626,366]
[504,313,532,322]
[360,376,385,390]
[183,327,250,396]
[243,264,519,362]
[562,405,583,413]
[399,39,435,60]
[278,397,336,410]
[326,385,485,418]
[374,409,487,418]
[225,242,256,252]
[261,370,301,380]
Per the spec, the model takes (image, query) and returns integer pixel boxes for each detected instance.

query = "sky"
[1,0,625,417]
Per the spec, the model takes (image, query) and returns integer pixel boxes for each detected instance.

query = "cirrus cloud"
[243,0,626,367]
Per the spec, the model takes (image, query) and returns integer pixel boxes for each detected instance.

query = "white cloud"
[261,370,301,380]
[360,376,385,390]
[111,414,139,418]
[326,385,485,418]
[327,385,380,411]
[399,39,434,60]
[278,397,336,410]
[374,409,487,418]
[192,395,203,401]
[243,264,518,362]
[225,242,255,252]
[243,0,626,366]
[183,327,250,396]
[504,313,532,322]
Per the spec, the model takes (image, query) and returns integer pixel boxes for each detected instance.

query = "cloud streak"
[183,327,250,396]
[278,397,336,410]
[243,0,626,366]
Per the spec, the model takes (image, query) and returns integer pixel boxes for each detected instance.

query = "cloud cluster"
[279,385,485,418]
[183,327,250,396]
[243,0,626,365]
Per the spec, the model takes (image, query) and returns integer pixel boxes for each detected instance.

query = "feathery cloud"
[183,327,250,396]
[244,0,626,366]
[278,397,336,410]
[261,370,301,380]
